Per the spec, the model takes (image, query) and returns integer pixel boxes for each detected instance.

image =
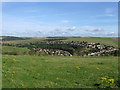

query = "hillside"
[2,36,119,57]
[0,36,31,41]
[2,36,119,88]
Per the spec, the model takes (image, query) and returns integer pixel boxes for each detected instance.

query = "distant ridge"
[0,36,31,41]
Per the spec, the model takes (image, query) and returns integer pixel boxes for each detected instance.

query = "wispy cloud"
[67,26,76,31]
[105,14,114,17]
[61,20,69,23]
[96,14,115,17]
[105,32,116,36]
[84,26,103,32]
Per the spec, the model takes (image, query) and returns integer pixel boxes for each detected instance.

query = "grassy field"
[2,37,46,45]
[2,55,118,88]
[2,46,30,55]
[2,37,119,88]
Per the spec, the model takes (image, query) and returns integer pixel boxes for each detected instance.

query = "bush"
[3,51,19,55]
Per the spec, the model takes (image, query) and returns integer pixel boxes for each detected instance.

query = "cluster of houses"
[30,41,118,57]
[42,41,115,50]
[84,49,118,56]
[32,48,72,56]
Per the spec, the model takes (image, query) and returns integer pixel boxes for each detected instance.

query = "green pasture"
[2,46,30,55]
[2,37,46,45]
[2,55,118,88]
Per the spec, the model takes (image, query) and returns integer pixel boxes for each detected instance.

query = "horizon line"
[0,35,119,38]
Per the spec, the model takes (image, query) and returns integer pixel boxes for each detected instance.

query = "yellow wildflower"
[7,71,11,73]
[96,67,99,70]
[101,80,103,82]
[104,75,108,78]
[12,71,15,73]
[22,84,25,87]
[56,77,59,80]
[78,68,80,70]
[13,59,15,61]
[101,77,106,80]
[108,79,114,84]
[76,66,79,68]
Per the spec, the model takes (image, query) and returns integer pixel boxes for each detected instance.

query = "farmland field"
[1,37,119,88]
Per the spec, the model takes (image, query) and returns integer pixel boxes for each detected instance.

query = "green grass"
[2,46,30,55]
[1,36,31,41]
[2,37,119,88]
[0,53,1,89]
[2,37,46,44]
[2,55,118,88]
[61,37,118,48]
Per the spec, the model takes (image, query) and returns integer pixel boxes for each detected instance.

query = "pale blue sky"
[2,2,118,37]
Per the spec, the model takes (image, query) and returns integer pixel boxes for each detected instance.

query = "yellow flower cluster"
[108,79,114,84]
[101,76,114,85]
[101,77,106,80]
[7,71,11,73]
[76,66,80,70]
[3,58,16,78]
[76,66,79,68]
[6,70,16,77]
[13,59,15,61]
[4,58,15,65]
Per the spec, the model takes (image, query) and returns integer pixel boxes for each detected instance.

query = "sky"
[2,2,118,37]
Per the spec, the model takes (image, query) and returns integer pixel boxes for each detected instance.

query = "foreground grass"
[2,55,118,88]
